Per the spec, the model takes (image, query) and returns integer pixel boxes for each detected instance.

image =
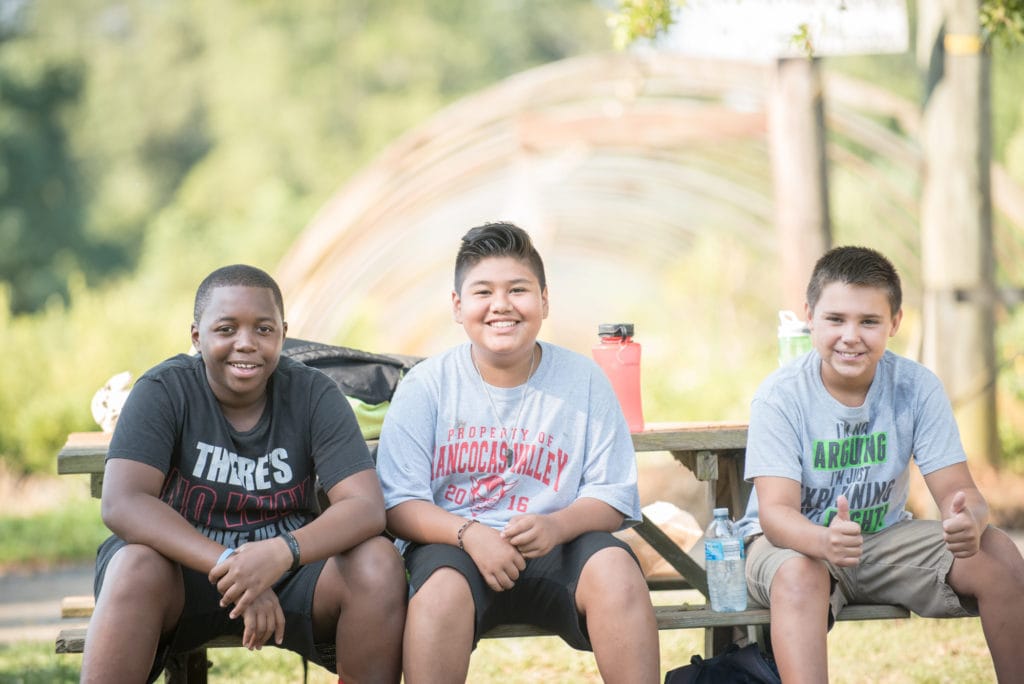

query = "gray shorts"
[95,535,335,683]
[404,530,638,651]
[745,519,978,626]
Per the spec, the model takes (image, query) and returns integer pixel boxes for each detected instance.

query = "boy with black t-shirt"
[81,264,405,684]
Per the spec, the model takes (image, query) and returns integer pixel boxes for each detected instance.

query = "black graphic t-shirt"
[107,354,373,546]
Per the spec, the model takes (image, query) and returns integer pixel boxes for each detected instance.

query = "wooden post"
[768,57,832,314]
[917,0,1000,466]
[164,650,210,683]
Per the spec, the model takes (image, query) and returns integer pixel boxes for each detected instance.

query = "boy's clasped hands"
[208,538,295,650]
[459,514,563,592]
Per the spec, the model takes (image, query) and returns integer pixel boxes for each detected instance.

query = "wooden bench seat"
[55,596,910,654]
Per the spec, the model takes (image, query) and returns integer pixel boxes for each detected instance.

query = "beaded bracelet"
[457,519,479,551]
[280,531,301,572]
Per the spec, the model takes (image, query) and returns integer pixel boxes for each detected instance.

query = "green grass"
[470,616,997,682]
[0,497,108,569]
[0,643,83,684]
[0,618,996,683]
[0,488,1000,682]
[0,609,995,683]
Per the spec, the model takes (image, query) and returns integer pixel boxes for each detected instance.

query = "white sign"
[657,0,909,62]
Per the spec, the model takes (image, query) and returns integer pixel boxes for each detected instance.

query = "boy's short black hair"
[806,246,902,316]
[454,222,547,292]
[194,264,285,323]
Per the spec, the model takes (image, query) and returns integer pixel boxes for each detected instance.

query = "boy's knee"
[104,544,179,592]
[97,544,183,620]
[411,567,472,612]
[584,546,642,578]
[771,556,830,603]
[346,537,405,585]
[968,528,1024,593]
[577,547,647,604]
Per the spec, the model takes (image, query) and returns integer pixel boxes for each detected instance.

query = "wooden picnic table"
[57,421,748,599]
[57,420,751,657]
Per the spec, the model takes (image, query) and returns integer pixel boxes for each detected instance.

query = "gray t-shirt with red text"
[377,341,641,550]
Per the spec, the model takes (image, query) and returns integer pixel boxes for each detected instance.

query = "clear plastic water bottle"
[704,507,747,612]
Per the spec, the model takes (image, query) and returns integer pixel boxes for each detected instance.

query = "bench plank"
[56,603,910,654]
[60,595,95,619]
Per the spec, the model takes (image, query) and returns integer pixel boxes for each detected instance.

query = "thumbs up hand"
[825,495,862,567]
[836,495,851,522]
[942,491,980,558]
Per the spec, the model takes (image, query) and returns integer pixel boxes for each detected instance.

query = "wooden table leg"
[633,514,708,597]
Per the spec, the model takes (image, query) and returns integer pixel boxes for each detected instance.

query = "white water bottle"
[704,507,747,612]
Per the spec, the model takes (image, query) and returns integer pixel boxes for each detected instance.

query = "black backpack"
[281,337,422,446]
[664,643,781,684]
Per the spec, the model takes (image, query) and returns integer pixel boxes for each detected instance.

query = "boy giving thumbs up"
[734,246,1024,683]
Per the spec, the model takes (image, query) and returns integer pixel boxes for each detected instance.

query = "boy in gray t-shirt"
[376,222,659,683]
[740,246,1024,682]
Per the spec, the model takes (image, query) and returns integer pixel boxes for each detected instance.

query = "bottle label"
[705,538,744,561]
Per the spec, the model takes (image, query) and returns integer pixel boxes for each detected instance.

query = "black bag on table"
[664,643,781,684]
[281,337,422,450]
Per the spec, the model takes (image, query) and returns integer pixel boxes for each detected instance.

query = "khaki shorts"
[745,519,978,626]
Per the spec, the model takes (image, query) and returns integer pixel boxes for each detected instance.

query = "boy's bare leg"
[80,545,184,683]
[768,556,831,684]
[313,536,407,684]
[400,567,475,684]
[947,527,1024,683]
[576,548,660,684]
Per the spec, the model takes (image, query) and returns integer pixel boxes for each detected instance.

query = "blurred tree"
[0,56,128,313]
[0,0,610,316]
[0,0,612,472]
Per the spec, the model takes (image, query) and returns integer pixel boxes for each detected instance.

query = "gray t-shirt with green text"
[737,350,966,537]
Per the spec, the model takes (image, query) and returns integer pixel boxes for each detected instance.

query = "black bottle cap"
[598,323,634,338]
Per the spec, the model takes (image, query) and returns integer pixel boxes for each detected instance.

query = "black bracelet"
[281,531,301,572]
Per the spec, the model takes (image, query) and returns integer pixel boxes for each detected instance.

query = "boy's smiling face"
[191,285,286,407]
[808,281,902,402]
[452,256,548,371]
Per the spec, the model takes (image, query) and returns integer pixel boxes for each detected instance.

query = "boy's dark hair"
[806,246,902,315]
[454,222,547,292]
[194,264,285,323]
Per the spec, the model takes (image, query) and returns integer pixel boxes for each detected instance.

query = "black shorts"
[94,535,335,683]
[403,530,639,651]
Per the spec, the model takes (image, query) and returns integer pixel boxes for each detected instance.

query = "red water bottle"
[592,323,645,433]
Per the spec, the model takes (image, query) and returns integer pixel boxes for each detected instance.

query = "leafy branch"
[982,0,1024,46]
[609,0,1024,51]
[607,0,678,49]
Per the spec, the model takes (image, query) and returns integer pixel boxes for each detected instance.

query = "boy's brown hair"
[454,222,547,292]
[806,246,902,316]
